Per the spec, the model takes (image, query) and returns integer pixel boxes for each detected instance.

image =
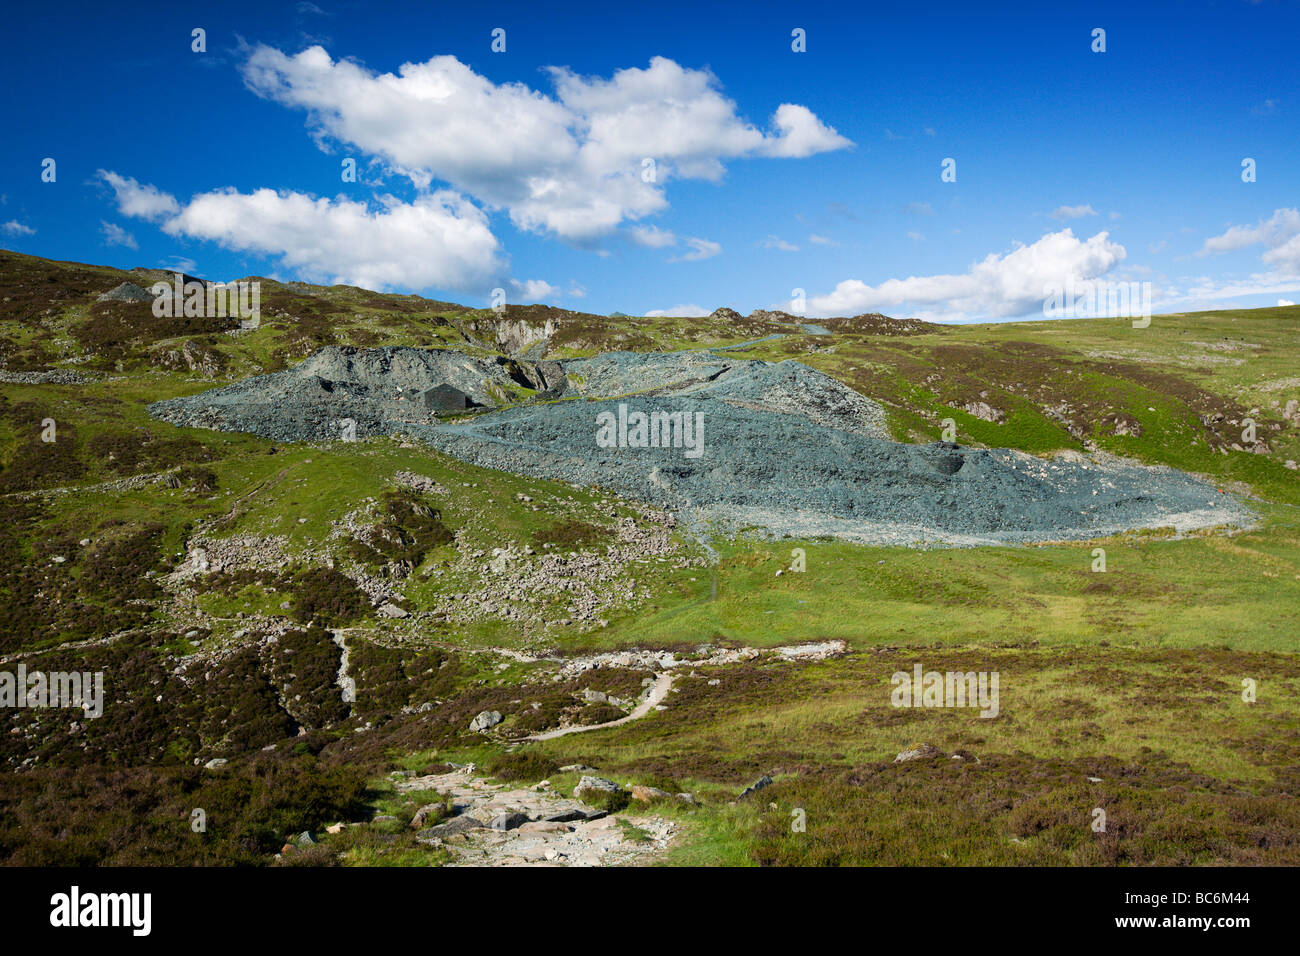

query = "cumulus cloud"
[801,229,1126,321]
[99,170,181,222]
[1050,204,1098,221]
[100,221,137,249]
[239,46,850,240]
[1279,298,1295,307]
[101,170,502,292]
[669,237,721,262]
[1261,232,1300,272]
[509,278,560,301]
[1,220,34,236]
[1198,207,1300,257]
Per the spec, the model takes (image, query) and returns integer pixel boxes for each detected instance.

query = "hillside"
[1,249,1298,867]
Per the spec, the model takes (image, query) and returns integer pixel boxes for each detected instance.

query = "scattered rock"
[737,775,774,799]
[630,785,671,803]
[410,803,445,829]
[894,743,943,763]
[573,775,623,801]
[470,710,503,732]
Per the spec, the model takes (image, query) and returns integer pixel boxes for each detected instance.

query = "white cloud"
[100,221,137,249]
[1,220,34,236]
[1262,232,1300,272]
[239,46,850,240]
[1050,204,1098,221]
[164,256,198,274]
[1160,274,1300,307]
[802,229,1126,321]
[907,231,924,242]
[627,224,677,248]
[99,170,181,221]
[645,303,709,317]
[1279,298,1296,307]
[509,278,560,301]
[104,174,502,292]
[760,235,798,251]
[759,104,853,158]
[669,237,721,262]
[808,233,834,246]
[1198,208,1300,256]
[902,202,934,216]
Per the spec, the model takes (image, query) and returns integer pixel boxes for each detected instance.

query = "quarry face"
[149,345,1253,546]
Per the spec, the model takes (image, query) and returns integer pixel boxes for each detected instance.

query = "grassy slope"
[2,249,1298,865]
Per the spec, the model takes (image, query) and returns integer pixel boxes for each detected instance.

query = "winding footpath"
[525,672,674,741]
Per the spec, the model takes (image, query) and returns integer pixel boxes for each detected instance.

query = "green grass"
[5,249,1300,865]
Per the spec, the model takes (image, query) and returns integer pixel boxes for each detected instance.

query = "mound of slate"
[149,345,1251,546]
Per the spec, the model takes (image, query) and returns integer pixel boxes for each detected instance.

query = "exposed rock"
[962,401,1006,424]
[573,776,624,801]
[470,710,503,732]
[895,743,943,763]
[97,281,153,303]
[410,803,444,829]
[490,812,530,831]
[737,775,773,799]
[631,785,671,803]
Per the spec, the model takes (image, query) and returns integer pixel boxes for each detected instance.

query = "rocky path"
[403,767,676,867]
[525,672,674,741]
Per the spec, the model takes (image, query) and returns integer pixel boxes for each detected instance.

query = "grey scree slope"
[149,345,1251,547]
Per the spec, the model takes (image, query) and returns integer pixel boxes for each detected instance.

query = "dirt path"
[402,767,677,866]
[526,672,674,741]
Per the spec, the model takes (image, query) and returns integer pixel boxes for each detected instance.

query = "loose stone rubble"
[400,767,678,867]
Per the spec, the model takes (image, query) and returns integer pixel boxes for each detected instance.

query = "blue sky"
[2,0,1298,321]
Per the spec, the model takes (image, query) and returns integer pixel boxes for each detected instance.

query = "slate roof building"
[417,383,473,412]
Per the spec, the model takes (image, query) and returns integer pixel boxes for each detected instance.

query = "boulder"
[490,812,531,831]
[410,803,444,829]
[573,775,623,801]
[737,775,774,799]
[894,743,943,763]
[631,785,672,803]
[415,815,485,843]
[469,710,503,732]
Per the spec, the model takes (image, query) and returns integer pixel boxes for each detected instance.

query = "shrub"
[484,752,560,783]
